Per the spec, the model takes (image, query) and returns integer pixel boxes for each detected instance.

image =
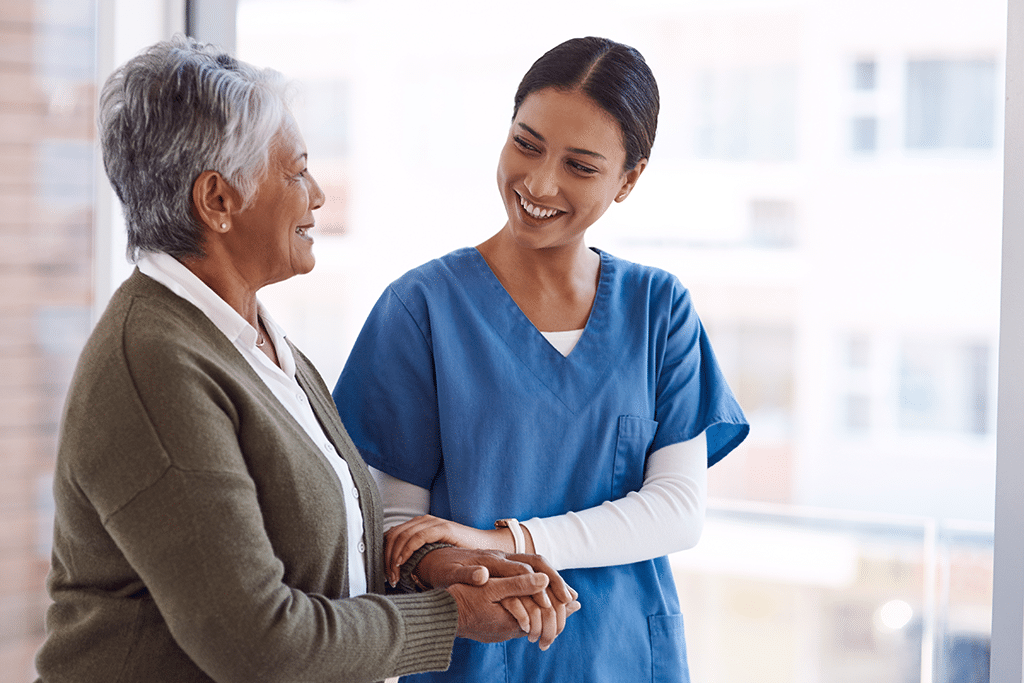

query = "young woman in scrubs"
[333,36,749,682]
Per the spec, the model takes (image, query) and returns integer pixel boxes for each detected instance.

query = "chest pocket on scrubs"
[611,415,659,499]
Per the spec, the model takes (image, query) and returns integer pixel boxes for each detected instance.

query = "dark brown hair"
[513,37,659,170]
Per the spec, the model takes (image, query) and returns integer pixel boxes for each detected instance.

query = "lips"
[295,224,313,239]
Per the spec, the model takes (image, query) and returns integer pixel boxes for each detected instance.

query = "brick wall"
[0,0,96,679]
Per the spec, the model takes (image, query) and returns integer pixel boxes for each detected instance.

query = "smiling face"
[227,112,325,286]
[496,87,645,253]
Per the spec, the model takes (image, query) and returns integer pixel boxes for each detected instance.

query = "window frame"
[990,0,1024,679]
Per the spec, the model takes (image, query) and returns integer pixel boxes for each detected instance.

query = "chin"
[290,256,316,277]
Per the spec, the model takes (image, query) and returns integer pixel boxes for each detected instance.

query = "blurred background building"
[0,0,95,677]
[0,0,1014,680]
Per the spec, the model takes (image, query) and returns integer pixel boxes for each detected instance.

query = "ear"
[614,158,648,203]
[192,170,241,234]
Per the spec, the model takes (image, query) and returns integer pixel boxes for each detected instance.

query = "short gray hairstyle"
[98,35,291,262]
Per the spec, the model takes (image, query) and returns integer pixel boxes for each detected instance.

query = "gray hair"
[98,35,291,262]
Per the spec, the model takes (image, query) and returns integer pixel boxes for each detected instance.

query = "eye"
[567,160,598,175]
[513,135,540,154]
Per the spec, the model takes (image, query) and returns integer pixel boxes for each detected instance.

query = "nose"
[524,158,558,199]
[308,170,326,211]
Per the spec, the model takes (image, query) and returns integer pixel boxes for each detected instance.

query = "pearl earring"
[220,222,227,230]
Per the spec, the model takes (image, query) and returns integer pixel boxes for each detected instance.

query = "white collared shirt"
[137,252,368,596]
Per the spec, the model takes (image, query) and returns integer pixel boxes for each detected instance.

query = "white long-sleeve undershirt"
[371,435,706,571]
[371,327,707,572]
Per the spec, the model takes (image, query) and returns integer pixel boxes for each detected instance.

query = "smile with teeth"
[295,225,311,237]
[518,192,561,220]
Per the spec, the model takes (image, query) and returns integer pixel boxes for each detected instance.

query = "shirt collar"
[136,251,296,376]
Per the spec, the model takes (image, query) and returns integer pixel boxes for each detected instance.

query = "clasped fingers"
[504,553,578,607]
[499,593,575,651]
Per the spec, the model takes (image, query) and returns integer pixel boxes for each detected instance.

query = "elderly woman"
[33,36,576,683]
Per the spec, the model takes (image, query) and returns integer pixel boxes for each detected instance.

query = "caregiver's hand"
[386,514,534,588]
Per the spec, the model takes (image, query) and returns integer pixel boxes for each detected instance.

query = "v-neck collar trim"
[458,247,617,414]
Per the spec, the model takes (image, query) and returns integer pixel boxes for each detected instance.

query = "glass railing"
[672,501,992,683]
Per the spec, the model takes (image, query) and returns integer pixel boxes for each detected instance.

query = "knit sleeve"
[104,468,458,682]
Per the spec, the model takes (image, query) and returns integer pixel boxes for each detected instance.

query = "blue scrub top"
[334,247,748,683]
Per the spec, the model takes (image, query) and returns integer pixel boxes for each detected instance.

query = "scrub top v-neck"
[462,246,617,415]
[334,246,748,683]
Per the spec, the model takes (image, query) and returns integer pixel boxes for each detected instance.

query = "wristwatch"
[494,518,526,554]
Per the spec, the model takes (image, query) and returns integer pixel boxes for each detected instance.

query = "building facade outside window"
[0,0,97,679]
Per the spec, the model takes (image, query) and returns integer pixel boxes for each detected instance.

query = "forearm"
[376,435,707,572]
[523,434,707,571]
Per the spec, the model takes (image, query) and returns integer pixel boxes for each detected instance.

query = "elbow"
[672,515,704,553]
[658,481,706,553]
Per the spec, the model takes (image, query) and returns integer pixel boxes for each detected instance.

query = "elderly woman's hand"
[385,514,530,587]
[416,547,580,650]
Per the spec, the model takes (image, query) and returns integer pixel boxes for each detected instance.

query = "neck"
[476,228,601,332]
[180,252,261,329]
[479,230,598,290]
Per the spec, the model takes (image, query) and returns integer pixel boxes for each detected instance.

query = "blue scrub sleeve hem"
[652,419,748,468]
[353,447,440,492]
[706,420,749,467]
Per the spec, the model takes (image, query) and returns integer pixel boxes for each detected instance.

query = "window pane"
[906,59,998,149]
[854,59,877,90]
[852,115,878,152]
[899,340,992,434]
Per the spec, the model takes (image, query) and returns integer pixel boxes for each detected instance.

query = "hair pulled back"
[513,37,659,171]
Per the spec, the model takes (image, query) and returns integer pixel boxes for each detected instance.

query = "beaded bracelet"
[397,542,455,593]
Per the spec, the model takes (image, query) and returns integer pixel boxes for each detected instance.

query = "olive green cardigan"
[35,270,458,682]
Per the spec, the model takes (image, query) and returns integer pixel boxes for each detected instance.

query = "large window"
[3,0,1013,681]
[235,1,1006,681]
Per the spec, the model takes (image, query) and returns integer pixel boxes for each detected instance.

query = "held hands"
[415,547,580,651]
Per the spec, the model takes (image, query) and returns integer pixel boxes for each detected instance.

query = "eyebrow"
[517,123,607,161]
